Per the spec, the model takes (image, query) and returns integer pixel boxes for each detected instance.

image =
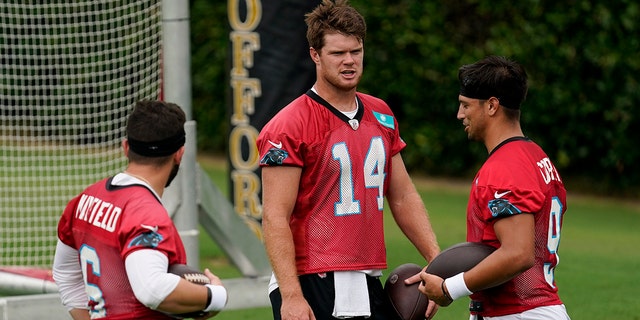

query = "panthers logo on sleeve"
[260,148,288,165]
[488,198,522,218]
[128,224,163,248]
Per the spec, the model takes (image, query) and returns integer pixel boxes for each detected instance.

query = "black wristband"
[205,285,212,310]
[441,280,453,302]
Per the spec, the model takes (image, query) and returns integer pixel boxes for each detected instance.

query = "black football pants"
[269,272,402,320]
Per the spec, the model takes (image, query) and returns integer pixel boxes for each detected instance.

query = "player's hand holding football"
[404,269,441,318]
[204,268,223,287]
[416,271,453,307]
[197,268,225,318]
[182,268,227,319]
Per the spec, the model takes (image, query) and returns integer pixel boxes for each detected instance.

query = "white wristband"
[203,284,228,312]
[444,272,473,300]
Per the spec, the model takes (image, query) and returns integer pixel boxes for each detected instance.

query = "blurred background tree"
[190,0,639,197]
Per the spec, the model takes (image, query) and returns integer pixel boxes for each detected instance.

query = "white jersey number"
[544,196,564,288]
[332,137,386,216]
[80,244,107,318]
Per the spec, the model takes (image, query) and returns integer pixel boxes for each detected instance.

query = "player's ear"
[487,97,500,115]
[310,47,320,64]
[174,145,185,164]
[122,139,130,156]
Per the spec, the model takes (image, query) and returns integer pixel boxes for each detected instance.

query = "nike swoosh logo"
[494,190,511,198]
[268,140,282,149]
[140,224,159,232]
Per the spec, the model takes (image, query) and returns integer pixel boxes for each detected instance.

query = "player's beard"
[166,163,180,187]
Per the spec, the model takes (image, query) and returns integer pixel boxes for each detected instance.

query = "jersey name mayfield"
[74,194,122,232]
[58,177,185,319]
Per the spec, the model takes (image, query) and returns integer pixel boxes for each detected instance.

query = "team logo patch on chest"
[372,111,395,129]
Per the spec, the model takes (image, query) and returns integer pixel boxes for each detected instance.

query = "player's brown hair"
[126,100,186,164]
[458,55,528,111]
[305,0,366,52]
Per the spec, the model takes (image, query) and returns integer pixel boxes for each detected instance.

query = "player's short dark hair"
[305,0,366,52]
[458,55,528,110]
[126,100,186,164]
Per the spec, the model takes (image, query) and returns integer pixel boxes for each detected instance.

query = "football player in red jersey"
[257,1,441,320]
[414,56,571,319]
[53,101,227,319]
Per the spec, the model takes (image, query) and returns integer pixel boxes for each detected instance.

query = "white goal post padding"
[0,1,162,267]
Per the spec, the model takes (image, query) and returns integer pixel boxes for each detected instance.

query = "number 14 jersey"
[257,90,406,275]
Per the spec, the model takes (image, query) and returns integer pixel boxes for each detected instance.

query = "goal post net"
[0,1,163,268]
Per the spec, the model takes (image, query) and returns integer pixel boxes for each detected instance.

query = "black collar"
[306,89,364,126]
[489,136,530,157]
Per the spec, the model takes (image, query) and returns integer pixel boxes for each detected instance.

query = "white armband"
[203,284,228,312]
[444,272,473,300]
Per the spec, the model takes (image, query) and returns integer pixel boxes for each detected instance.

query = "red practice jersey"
[257,90,406,274]
[466,137,566,317]
[57,177,187,319]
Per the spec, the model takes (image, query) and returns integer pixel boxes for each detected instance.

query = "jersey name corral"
[73,194,122,232]
[537,157,562,184]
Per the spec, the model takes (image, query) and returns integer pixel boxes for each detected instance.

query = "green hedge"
[190,1,640,196]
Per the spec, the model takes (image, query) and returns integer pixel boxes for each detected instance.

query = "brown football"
[384,263,429,320]
[167,264,211,319]
[425,242,496,279]
[168,263,211,285]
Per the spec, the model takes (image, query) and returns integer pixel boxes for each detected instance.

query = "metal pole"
[162,0,199,268]
[162,0,192,119]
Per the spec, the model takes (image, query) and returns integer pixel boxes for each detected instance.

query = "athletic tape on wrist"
[203,284,227,312]
[444,272,473,300]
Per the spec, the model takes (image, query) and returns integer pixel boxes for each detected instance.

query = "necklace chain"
[124,171,151,185]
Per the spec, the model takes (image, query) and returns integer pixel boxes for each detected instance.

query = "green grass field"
[197,155,640,320]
